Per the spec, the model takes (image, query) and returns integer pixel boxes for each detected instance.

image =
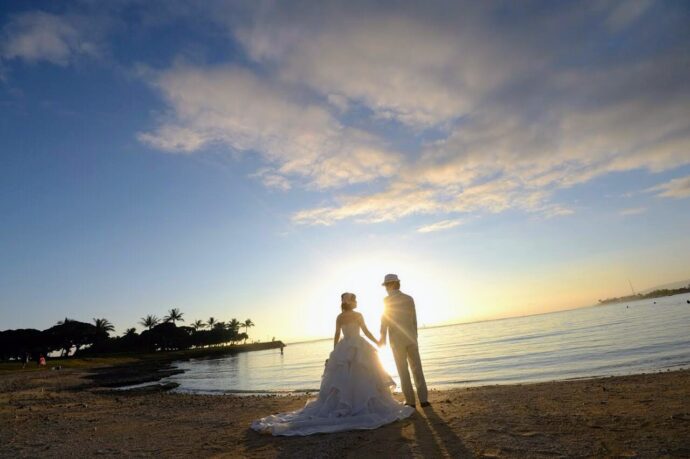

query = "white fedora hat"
[381,273,400,286]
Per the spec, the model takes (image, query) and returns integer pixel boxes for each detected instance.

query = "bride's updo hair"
[341,292,357,312]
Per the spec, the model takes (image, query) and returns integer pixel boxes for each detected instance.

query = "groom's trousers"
[391,342,428,405]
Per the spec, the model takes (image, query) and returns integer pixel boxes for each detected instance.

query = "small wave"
[172,387,320,396]
[162,299,690,394]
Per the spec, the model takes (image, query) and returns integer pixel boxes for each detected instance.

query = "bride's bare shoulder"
[336,312,351,323]
[337,311,360,324]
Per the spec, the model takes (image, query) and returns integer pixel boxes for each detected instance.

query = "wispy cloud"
[619,207,647,216]
[648,175,690,199]
[233,4,523,127]
[138,65,400,190]
[136,1,690,226]
[292,179,574,225]
[0,11,99,66]
[417,219,463,233]
[606,0,653,31]
[250,168,292,191]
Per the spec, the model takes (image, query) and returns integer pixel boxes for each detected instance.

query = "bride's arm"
[333,315,342,348]
[358,314,378,345]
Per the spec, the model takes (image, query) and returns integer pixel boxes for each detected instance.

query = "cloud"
[606,0,653,31]
[648,175,690,199]
[250,168,292,191]
[138,125,208,153]
[0,11,99,65]
[292,182,443,225]
[411,56,690,195]
[619,207,647,216]
[233,3,532,127]
[417,219,463,233]
[138,65,400,189]
[222,1,689,225]
[138,1,690,226]
[292,179,573,225]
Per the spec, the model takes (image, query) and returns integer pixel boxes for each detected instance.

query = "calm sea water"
[164,293,690,394]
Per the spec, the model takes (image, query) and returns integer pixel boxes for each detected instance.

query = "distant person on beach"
[38,355,46,366]
[22,353,30,368]
[379,273,429,408]
[251,292,413,435]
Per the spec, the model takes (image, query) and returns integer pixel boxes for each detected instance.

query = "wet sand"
[1,365,689,458]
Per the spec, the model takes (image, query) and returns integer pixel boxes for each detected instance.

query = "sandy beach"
[1,362,689,458]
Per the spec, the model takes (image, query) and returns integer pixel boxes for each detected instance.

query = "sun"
[327,258,397,326]
[293,250,461,341]
[331,254,456,328]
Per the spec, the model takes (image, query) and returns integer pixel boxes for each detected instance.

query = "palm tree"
[242,319,254,344]
[227,318,241,342]
[93,318,115,336]
[228,318,240,333]
[139,315,159,330]
[164,308,184,324]
[207,317,216,328]
[123,328,137,337]
[192,320,205,331]
[57,317,75,325]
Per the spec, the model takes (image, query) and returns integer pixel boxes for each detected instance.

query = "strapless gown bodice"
[340,321,361,339]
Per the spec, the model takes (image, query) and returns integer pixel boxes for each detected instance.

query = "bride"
[251,292,414,436]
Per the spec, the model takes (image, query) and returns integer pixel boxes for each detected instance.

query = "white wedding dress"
[251,321,414,436]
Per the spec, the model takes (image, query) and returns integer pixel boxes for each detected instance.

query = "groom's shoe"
[420,401,431,408]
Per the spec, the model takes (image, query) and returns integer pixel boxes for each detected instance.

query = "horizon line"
[285,288,690,345]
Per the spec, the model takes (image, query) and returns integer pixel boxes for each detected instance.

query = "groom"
[379,274,430,408]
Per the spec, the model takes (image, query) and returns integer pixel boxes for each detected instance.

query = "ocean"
[163,293,690,394]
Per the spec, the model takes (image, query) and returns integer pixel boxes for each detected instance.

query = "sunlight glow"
[377,344,398,378]
[266,246,669,343]
[290,252,468,340]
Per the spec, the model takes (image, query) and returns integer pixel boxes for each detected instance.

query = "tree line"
[0,307,256,361]
[597,284,690,305]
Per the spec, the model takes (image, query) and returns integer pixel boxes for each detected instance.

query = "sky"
[1,0,689,342]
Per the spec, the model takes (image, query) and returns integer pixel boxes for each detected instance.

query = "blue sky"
[1,0,689,341]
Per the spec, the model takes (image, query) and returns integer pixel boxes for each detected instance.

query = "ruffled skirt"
[251,336,414,436]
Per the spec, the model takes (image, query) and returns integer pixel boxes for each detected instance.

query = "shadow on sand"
[242,405,474,458]
[413,405,474,457]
